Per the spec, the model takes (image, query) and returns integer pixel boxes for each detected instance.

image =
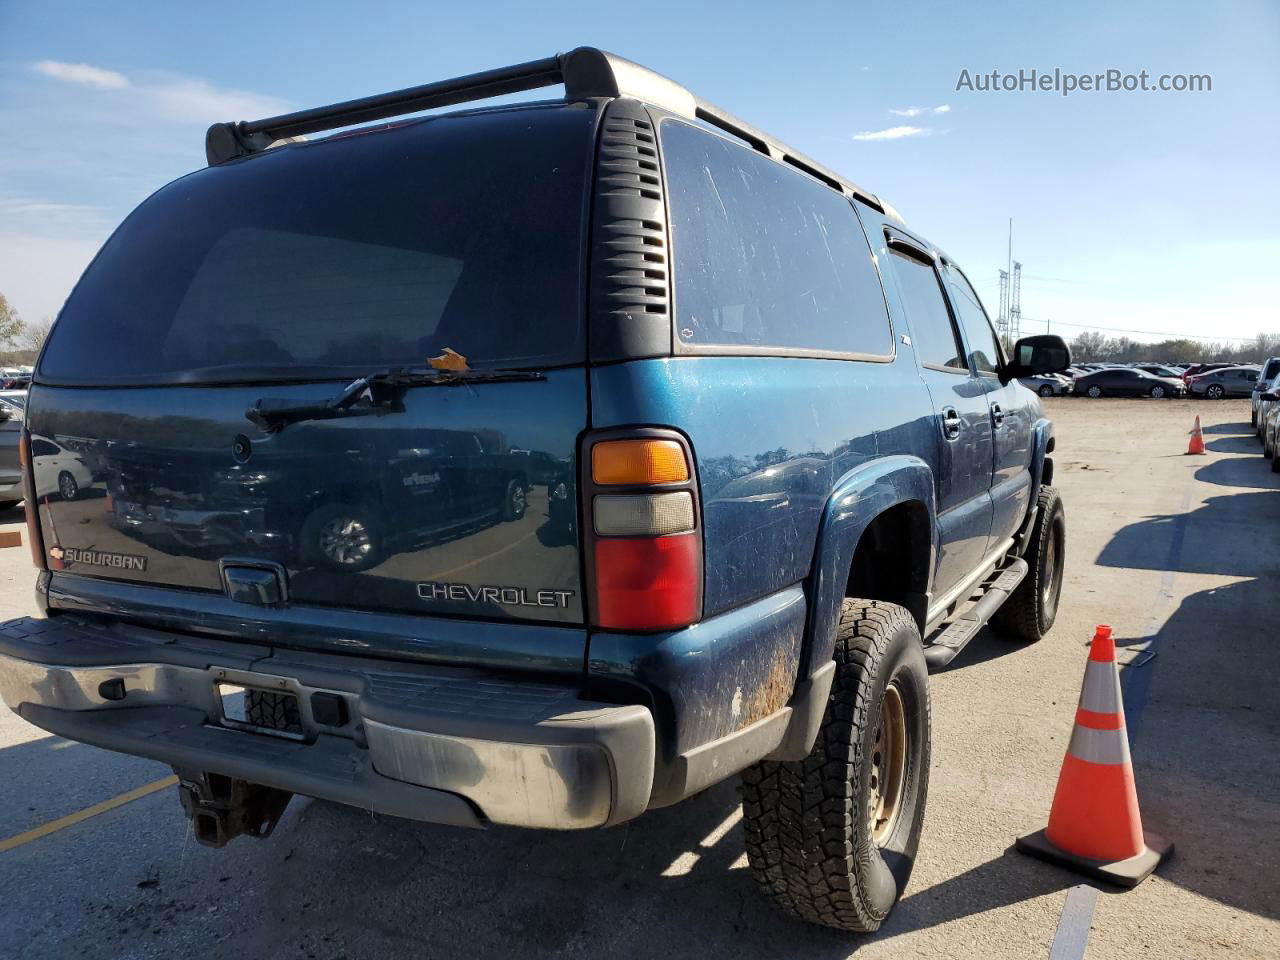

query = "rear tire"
[1038,385,1054,398]
[1207,384,1224,399]
[741,600,930,933]
[1087,385,1103,398]
[502,480,527,521]
[991,486,1065,642]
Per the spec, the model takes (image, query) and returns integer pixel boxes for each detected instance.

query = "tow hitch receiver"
[177,770,293,848]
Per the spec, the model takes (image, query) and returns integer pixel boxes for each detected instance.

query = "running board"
[923,557,1029,668]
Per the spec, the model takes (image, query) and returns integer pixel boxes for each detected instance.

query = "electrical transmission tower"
[996,270,1010,348]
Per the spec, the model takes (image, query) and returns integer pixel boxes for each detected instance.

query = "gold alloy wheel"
[869,681,908,846]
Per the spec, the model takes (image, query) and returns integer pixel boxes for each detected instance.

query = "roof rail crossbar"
[204,47,695,165]
[201,45,886,214]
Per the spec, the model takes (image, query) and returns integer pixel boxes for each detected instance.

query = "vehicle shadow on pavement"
[1204,435,1264,455]
[1194,454,1280,490]
[1200,420,1251,435]
[17,772,1087,959]
[1094,492,1280,922]
[195,779,1082,959]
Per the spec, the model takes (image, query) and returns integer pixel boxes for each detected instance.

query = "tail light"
[18,429,46,570]
[585,431,702,631]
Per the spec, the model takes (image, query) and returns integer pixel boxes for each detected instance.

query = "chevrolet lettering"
[417,582,575,609]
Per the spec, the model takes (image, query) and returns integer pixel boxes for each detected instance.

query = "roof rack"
[203,47,883,211]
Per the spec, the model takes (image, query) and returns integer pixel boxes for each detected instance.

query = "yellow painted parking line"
[0,775,177,853]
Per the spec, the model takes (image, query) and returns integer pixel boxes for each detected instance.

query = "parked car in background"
[1019,373,1070,396]
[1255,366,1280,442]
[1251,357,1280,428]
[1260,384,1280,470]
[1137,364,1184,379]
[1188,365,1260,399]
[0,391,24,508]
[1073,367,1185,398]
[1182,361,1235,383]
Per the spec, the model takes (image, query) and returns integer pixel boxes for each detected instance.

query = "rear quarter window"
[661,119,893,358]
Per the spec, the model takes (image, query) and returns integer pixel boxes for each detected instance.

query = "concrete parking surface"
[1,398,1277,959]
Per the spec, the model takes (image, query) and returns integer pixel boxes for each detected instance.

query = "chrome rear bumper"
[0,616,654,830]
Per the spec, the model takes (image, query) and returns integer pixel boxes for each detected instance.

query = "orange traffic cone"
[1015,625,1173,886]
[1186,416,1206,455]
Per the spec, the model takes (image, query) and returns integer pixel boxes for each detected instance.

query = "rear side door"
[940,263,1032,550]
[882,235,993,599]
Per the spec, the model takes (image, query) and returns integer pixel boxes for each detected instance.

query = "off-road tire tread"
[991,485,1063,642]
[245,690,302,731]
[740,600,925,932]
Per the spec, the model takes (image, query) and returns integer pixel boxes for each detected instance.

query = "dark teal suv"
[0,49,1070,932]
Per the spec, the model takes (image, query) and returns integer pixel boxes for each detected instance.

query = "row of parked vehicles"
[1251,357,1280,471]
[1020,360,1265,399]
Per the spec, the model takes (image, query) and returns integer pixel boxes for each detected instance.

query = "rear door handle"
[991,403,1005,428]
[940,407,961,441]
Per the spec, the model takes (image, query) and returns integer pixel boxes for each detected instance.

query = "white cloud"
[888,104,951,118]
[853,125,930,142]
[143,74,289,124]
[33,60,129,89]
[31,60,287,125]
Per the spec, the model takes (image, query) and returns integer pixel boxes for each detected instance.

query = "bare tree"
[0,293,25,348]
[21,316,54,353]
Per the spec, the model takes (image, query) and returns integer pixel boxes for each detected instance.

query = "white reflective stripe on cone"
[1078,659,1124,714]
[1067,725,1132,766]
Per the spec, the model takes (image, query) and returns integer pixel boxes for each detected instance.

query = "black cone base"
[1015,828,1173,888]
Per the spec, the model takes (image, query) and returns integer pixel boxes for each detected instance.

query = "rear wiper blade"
[245,367,545,432]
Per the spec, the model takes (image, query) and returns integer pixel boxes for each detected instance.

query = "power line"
[1019,316,1261,343]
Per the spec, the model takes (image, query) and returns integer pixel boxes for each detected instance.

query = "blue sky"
[1,0,1277,345]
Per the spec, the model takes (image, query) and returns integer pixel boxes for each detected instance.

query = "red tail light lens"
[593,534,700,630]
[585,430,702,632]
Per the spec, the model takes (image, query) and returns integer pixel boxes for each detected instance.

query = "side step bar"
[923,557,1029,668]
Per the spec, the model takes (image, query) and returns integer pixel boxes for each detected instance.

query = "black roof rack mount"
[203,46,883,212]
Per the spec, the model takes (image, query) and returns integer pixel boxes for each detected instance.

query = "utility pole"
[1009,261,1022,345]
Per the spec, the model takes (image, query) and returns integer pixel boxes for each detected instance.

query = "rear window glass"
[661,120,893,357]
[39,106,595,385]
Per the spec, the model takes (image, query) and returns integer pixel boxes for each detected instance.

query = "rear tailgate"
[28,103,597,640]
[29,375,584,623]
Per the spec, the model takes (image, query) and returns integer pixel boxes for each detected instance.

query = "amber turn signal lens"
[591,439,689,486]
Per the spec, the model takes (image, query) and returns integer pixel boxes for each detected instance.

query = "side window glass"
[885,247,965,371]
[662,119,894,356]
[941,264,1002,374]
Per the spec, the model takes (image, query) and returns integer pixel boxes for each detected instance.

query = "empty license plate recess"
[216,682,305,739]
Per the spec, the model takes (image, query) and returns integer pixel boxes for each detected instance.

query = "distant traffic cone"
[1015,625,1173,886]
[1186,416,1206,455]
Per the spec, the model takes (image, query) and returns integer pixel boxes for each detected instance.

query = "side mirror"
[1005,334,1071,381]
[1263,392,1279,402]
